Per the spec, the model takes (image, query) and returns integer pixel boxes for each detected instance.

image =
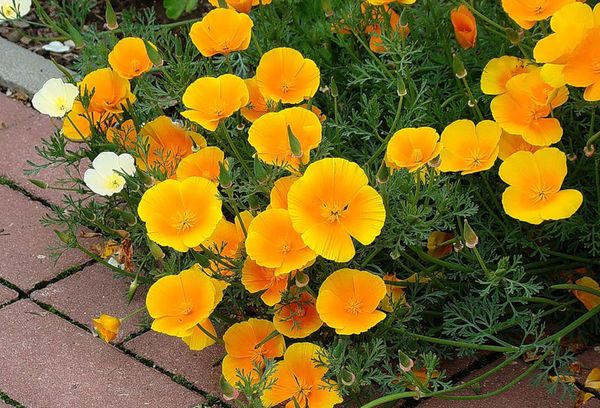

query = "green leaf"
[163,0,198,20]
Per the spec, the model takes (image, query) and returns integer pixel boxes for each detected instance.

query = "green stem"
[219,124,252,179]
[255,330,280,349]
[364,95,404,167]
[461,77,483,120]
[197,323,224,345]
[351,31,394,81]
[402,330,517,353]
[411,247,471,272]
[550,284,600,299]
[121,306,146,322]
[472,247,492,279]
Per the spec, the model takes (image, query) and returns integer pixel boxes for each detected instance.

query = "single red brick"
[31,263,147,340]
[417,357,596,408]
[125,330,225,397]
[0,300,205,408]
[0,283,18,306]
[0,93,37,130]
[0,185,90,292]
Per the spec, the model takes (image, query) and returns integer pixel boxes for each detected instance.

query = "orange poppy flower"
[62,100,112,141]
[262,343,342,408]
[181,319,217,351]
[498,147,583,224]
[208,0,253,13]
[450,5,477,49]
[269,176,299,210]
[501,0,575,29]
[222,318,285,386]
[241,77,270,122]
[182,74,249,131]
[498,131,541,160]
[189,8,253,57]
[108,37,155,79]
[246,208,317,275]
[573,277,600,311]
[92,314,121,343]
[300,103,327,122]
[145,266,219,337]
[363,4,409,54]
[273,291,323,339]
[202,217,243,273]
[490,68,568,146]
[366,0,415,4]
[79,68,135,114]
[137,177,223,252]
[176,146,225,184]
[248,107,322,170]
[562,27,600,101]
[426,231,454,258]
[255,47,320,104]
[287,158,386,262]
[480,56,532,95]
[106,119,137,148]
[438,119,501,175]
[241,258,289,306]
[385,127,442,172]
[316,268,387,335]
[379,274,406,312]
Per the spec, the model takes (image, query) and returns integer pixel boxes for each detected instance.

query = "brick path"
[0,92,598,408]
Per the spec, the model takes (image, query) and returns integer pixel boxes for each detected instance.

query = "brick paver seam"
[0,390,25,408]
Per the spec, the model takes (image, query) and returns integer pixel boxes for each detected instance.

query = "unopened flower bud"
[144,39,163,67]
[219,161,233,189]
[148,240,165,260]
[236,123,245,131]
[398,350,414,372]
[248,194,261,211]
[390,250,401,260]
[376,160,390,184]
[115,209,137,226]
[220,376,238,401]
[452,54,467,79]
[81,208,97,222]
[105,0,119,30]
[55,229,77,247]
[396,77,407,97]
[287,125,303,159]
[505,28,523,45]
[29,179,48,189]
[463,219,478,249]
[330,78,339,98]
[584,144,596,157]
[567,153,577,162]
[127,276,139,304]
[340,369,356,386]
[322,0,334,17]
[295,271,310,287]
[428,155,441,168]
[253,156,269,184]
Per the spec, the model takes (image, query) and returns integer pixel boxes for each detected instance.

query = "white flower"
[0,0,31,21]
[84,152,136,197]
[42,41,72,53]
[31,78,79,118]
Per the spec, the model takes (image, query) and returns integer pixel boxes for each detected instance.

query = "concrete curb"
[0,36,69,97]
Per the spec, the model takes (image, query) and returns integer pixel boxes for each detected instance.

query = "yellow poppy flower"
[241,77,270,122]
[248,107,322,170]
[92,314,121,343]
[385,127,442,172]
[79,68,135,114]
[498,131,541,161]
[181,319,217,351]
[137,177,223,252]
[501,0,575,29]
[262,343,342,408]
[108,37,155,79]
[241,258,289,306]
[222,318,285,386]
[287,158,386,262]
[366,0,415,4]
[189,8,253,57]
[246,209,317,275]
[255,47,320,104]
[269,176,299,210]
[480,56,531,95]
[182,74,249,131]
[316,268,386,335]
[208,0,253,13]
[62,100,112,141]
[273,291,323,339]
[176,146,225,184]
[562,27,600,101]
[438,119,501,175]
[379,274,406,312]
[145,267,219,337]
[498,147,583,224]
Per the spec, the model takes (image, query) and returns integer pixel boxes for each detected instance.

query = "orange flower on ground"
[182,74,249,131]
[273,291,323,339]
[490,68,569,146]
[181,319,217,351]
[138,177,222,252]
[246,208,317,275]
[288,158,386,262]
[92,314,121,343]
[262,343,342,408]
[316,268,387,335]
[255,47,320,104]
[145,266,219,337]
[79,68,135,114]
[248,107,322,170]
[176,146,225,184]
[241,77,270,122]
[241,258,289,306]
[501,0,575,29]
[498,147,583,224]
[385,127,442,173]
[438,119,501,175]
[269,176,299,210]
[138,116,205,175]
[108,37,155,79]
[189,8,253,57]
[451,5,477,49]
[577,368,600,406]
[222,318,285,386]
[498,131,541,160]
[480,56,531,95]
[62,101,112,141]
[427,231,454,258]
[573,277,600,311]
[208,0,253,13]
[379,274,406,313]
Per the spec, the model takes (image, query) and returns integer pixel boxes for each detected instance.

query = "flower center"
[54,97,67,113]
[103,173,125,192]
[1,5,16,18]
[293,379,313,403]
[345,297,363,315]
[321,202,348,223]
[281,82,290,94]
[175,211,197,232]
[412,149,423,163]
[281,240,292,254]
